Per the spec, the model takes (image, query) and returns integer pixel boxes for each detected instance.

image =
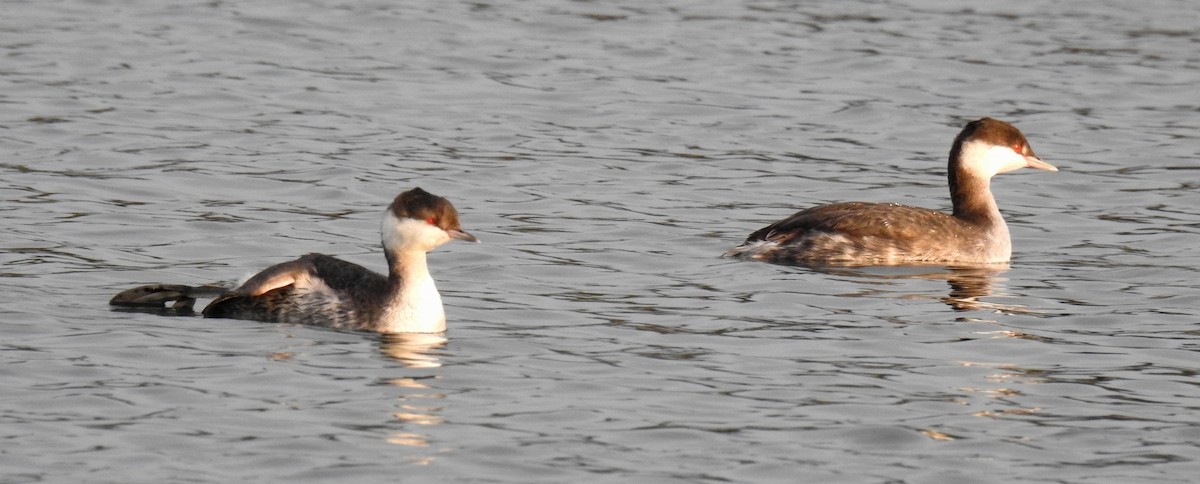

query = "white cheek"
[381,212,451,251]
[962,141,1028,176]
[985,144,1030,174]
[417,227,451,248]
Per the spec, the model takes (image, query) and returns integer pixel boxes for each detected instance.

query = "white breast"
[379,272,446,333]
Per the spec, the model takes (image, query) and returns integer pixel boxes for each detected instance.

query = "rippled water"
[3,0,1199,482]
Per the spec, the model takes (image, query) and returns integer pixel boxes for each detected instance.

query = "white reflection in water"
[381,334,449,454]
[380,333,449,368]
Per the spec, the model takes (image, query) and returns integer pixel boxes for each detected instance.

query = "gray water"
[2,0,1199,482]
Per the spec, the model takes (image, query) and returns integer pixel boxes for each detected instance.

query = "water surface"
[2,0,1199,482]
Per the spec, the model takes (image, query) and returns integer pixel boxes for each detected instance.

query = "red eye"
[1012,144,1024,154]
[425,217,437,225]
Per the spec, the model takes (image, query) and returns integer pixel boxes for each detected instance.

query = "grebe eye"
[425,217,437,225]
[1012,144,1024,154]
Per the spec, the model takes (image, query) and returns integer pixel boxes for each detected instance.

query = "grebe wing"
[745,202,956,244]
[232,253,386,296]
[202,254,387,320]
[233,259,313,296]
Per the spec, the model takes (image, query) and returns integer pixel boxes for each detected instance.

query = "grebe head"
[382,187,478,254]
[952,117,1057,179]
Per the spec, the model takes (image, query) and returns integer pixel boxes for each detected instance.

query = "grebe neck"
[949,168,1002,225]
[382,249,446,333]
[948,139,1005,227]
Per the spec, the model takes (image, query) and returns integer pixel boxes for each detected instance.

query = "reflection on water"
[810,264,1039,314]
[382,334,448,458]
[387,375,445,457]
[380,333,448,368]
[940,267,1005,312]
[958,361,1045,420]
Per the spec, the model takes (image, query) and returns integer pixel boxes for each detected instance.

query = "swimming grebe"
[724,118,1057,266]
[111,188,478,333]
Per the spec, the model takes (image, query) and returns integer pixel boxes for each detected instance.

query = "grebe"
[111,188,478,333]
[724,118,1057,266]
